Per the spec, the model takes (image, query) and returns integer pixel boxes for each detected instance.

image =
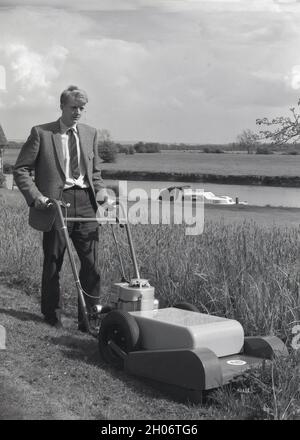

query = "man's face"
[60,96,86,126]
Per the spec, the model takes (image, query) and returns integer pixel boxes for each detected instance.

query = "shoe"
[44,315,63,329]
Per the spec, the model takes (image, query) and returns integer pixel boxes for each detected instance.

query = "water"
[105,180,300,208]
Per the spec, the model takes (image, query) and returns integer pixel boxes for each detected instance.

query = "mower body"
[102,281,288,402]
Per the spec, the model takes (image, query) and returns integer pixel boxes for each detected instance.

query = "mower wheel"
[98,310,140,369]
[173,302,200,313]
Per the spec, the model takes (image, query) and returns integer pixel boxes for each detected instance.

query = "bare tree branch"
[256,100,300,144]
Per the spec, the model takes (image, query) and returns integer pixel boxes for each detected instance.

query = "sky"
[1,0,300,143]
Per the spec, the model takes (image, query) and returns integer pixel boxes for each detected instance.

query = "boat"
[157,185,248,205]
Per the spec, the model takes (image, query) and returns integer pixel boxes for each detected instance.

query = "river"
[105,180,300,208]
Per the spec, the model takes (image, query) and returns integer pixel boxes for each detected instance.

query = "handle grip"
[46,199,70,209]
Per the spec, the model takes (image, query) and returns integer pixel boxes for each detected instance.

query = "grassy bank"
[102,169,300,187]
[100,151,300,186]
[100,151,300,177]
[6,149,300,184]
[0,189,299,419]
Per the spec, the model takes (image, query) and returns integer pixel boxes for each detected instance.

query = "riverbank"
[102,169,300,187]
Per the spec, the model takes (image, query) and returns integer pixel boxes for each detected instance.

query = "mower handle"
[46,197,120,222]
[48,197,141,279]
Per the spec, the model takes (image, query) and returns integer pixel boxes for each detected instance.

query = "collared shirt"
[59,119,89,189]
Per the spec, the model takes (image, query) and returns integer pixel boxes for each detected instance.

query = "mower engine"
[111,278,159,312]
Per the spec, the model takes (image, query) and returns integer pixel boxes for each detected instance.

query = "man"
[14,85,107,330]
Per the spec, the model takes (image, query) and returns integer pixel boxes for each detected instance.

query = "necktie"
[67,128,80,179]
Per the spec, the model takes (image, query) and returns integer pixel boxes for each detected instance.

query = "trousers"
[41,186,101,323]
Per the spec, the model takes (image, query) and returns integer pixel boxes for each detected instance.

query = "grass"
[0,189,299,419]
[1,285,205,420]
[210,351,300,420]
[100,152,300,177]
[6,149,300,176]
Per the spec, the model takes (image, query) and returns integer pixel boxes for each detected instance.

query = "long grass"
[209,351,300,420]
[0,189,299,419]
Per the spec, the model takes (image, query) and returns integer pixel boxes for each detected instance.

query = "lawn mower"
[50,198,288,402]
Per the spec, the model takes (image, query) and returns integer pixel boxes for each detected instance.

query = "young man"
[14,85,107,330]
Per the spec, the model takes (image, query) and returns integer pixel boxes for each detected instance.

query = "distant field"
[101,151,300,176]
[5,149,300,177]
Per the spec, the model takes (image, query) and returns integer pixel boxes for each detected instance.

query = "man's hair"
[60,85,88,105]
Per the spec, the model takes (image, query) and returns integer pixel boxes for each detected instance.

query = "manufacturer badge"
[226,359,247,366]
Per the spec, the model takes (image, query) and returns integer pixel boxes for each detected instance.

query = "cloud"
[0,41,68,107]
[5,43,68,90]
[1,1,300,142]
[1,0,300,13]
[0,0,139,11]
[201,65,285,108]
[285,65,300,89]
[0,6,151,112]
[147,0,300,13]
[0,65,6,91]
[0,7,90,107]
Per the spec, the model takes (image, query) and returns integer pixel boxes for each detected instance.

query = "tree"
[117,143,135,155]
[255,145,273,155]
[134,141,161,153]
[236,129,259,154]
[125,145,135,155]
[256,99,300,144]
[134,142,147,153]
[97,129,118,163]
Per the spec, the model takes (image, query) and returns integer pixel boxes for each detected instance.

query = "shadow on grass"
[49,333,205,406]
[0,306,206,406]
[0,307,44,323]
[50,334,101,366]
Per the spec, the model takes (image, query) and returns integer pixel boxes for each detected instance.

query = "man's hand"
[34,195,50,210]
